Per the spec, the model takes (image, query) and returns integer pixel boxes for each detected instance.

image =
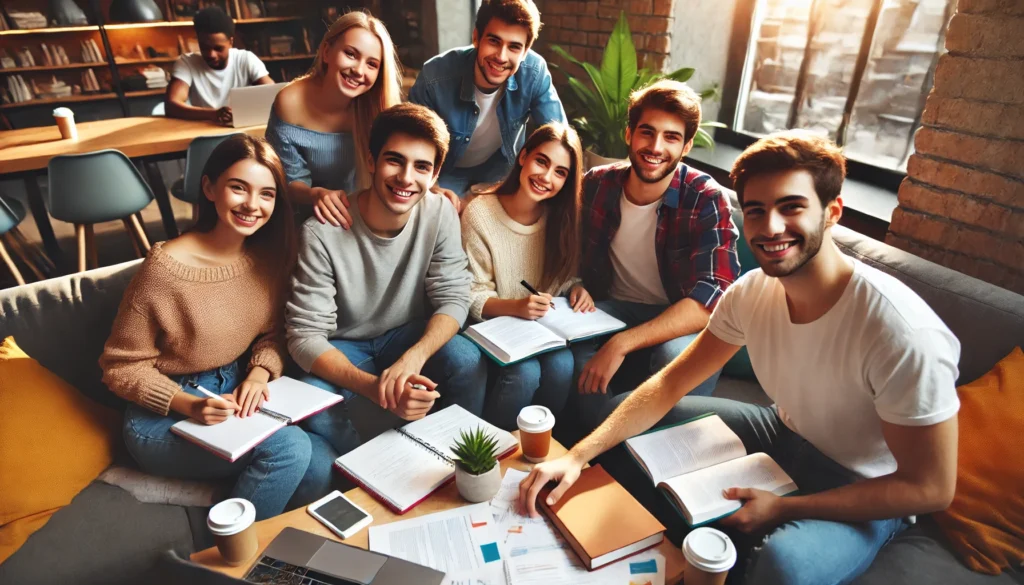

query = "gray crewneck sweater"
[286,192,472,372]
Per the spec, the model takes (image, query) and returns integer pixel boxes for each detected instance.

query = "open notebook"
[170,376,342,462]
[334,405,518,514]
[625,414,798,527]
[463,297,627,366]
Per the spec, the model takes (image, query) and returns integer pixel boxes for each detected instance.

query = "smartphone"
[307,490,374,539]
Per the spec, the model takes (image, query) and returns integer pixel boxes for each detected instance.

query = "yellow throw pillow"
[934,347,1024,575]
[0,336,119,564]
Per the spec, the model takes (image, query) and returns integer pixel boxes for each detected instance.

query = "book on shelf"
[463,297,626,366]
[268,35,294,57]
[624,413,799,527]
[334,404,519,514]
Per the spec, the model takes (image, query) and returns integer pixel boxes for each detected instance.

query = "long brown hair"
[484,123,583,292]
[306,10,402,189]
[193,134,296,273]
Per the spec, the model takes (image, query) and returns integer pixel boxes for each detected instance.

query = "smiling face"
[198,32,232,70]
[516,139,572,203]
[202,158,277,238]
[625,108,693,184]
[322,26,383,99]
[741,169,843,278]
[367,132,439,218]
[472,18,529,90]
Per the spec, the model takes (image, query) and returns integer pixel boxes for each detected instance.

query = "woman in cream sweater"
[461,123,594,430]
[100,135,331,520]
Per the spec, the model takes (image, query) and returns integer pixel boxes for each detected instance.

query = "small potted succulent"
[452,426,502,503]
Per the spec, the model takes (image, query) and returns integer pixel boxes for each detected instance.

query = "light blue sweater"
[265,109,357,194]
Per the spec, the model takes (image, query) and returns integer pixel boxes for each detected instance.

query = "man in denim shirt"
[409,0,566,199]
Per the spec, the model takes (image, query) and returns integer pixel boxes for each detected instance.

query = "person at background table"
[520,131,960,585]
[100,135,334,520]
[165,6,274,126]
[568,79,740,431]
[266,11,402,225]
[461,122,595,430]
[286,103,487,455]
[408,0,565,206]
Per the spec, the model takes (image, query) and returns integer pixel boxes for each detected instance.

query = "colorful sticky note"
[480,542,500,563]
[630,559,658,574]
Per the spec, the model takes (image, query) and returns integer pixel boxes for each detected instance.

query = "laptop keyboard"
[243,555,361,585]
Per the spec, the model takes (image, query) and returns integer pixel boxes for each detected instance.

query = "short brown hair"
[475,0,542,47]
[368,103,451,172]
[730,131,847,205]
[627,80,702,144]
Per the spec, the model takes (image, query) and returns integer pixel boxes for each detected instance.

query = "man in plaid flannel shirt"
[571,80,740,430]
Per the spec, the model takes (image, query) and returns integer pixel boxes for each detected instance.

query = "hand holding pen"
[187,382,240,425]
[519,280,555,320]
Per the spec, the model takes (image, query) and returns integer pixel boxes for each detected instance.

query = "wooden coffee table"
[191,433,685,583]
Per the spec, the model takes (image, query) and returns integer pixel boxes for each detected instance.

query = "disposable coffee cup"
[517,405,555,462]
[682,527,737,585]
[52,107,77,140]
[207,498,258,566]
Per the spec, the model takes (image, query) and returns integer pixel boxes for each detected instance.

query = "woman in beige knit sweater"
[461,123,595,430]
[100,135,332,520]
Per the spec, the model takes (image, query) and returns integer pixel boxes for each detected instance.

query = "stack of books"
[31,76,73,99]
[7,11,47,30]
[140,65,168,89]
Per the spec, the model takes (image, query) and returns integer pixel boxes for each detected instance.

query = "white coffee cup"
[517,405,555,462]
[207,498,258,566]
[682,527,737,585]
[52,107,77,140]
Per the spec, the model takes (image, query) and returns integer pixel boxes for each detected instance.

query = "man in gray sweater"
[286,103,487,461]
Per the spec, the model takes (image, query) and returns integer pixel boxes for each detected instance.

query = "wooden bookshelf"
[236,17,304,24]
[260,54,314,62]
[0,62,104,73]
[0,25,99,37]
[113,57,178,66]
[103,21,194,31]
[0,92,118,110]
[124,89,165,98]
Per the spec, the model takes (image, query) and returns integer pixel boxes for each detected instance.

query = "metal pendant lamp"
[108,0,164,22]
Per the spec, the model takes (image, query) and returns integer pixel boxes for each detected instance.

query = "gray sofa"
[1,217,1022,584]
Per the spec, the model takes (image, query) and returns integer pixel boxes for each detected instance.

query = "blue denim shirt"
[408,46,566,179]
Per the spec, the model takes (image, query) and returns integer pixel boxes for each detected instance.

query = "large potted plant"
[551,11,724,168]
[452,426,502,503]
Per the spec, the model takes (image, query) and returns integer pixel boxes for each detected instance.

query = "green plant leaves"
[601,12,638,106]
[452,426,500,475]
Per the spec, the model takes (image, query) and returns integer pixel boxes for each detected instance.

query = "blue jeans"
[483,348,574,431]
[595,395,908,585]
[569,299,722,430]
[299,321,488,453]
[123,361,335,520]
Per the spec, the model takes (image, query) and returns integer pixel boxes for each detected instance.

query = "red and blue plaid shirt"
[580,161,740,309]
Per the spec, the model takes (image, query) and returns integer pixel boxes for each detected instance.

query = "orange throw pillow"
[0,337,119,564]
[934,347,1024,575]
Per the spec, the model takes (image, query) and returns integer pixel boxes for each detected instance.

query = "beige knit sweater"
[100,242,287,415]
[461,194,579,321]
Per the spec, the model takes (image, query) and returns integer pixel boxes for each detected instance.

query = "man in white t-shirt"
[165,6,273,125]
[520,131,961,585]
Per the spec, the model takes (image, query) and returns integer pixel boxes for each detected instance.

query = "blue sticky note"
[480,542,500,563]
[630,559,658,574]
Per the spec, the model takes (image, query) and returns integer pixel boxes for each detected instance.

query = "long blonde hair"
[307,11,402,189]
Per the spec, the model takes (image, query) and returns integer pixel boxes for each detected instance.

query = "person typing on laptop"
[165,6,274,126]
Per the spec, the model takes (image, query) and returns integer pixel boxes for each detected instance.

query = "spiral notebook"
[334,405,518,514]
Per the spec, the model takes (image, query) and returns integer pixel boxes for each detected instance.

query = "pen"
[188,382,237,413]
[520,280,555,309]
[410,383,427,390]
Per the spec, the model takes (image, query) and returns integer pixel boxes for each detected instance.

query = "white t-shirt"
[171,48,269,109]
[707,259,961,479]
[455,86,504,168]
[608,196,670,305]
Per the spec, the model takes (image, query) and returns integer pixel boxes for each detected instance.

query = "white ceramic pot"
[584,149,626,171]
[455,464,501,503]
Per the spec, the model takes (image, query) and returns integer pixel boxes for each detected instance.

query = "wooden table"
[191,433,685,584]
[0,117,265,265]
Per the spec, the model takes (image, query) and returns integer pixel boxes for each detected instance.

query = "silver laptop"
[243,527,445,585]
[228,82,286,128]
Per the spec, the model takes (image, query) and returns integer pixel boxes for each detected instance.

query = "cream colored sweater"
[461,194,578,321]
[100,242,287,415]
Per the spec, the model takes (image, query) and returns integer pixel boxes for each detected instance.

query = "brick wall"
[533,0,674,81]
[886,0,1024,295]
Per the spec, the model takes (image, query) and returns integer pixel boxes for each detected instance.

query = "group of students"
[100,2,963,584]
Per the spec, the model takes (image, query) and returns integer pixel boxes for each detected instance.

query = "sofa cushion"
[934,347,1024,575]
[0,337,119,564]
[0,482,200,585]
[0,260,142,409]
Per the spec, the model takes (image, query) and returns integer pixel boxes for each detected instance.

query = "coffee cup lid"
[683,527,736,573]
[52,107,73,117]
[517,405,554,433]
[207,498,256,536]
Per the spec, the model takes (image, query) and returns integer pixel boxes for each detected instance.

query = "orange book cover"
[540,464,665,569]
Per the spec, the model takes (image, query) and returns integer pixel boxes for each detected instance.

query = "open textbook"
[334,405,519,514]
[464,297,627,366]
[625,414,798,527]
[170,376,342,462]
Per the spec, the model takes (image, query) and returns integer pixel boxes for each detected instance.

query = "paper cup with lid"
[682,527,737,585]
[517,405,555,462]
[207,498,258,566]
